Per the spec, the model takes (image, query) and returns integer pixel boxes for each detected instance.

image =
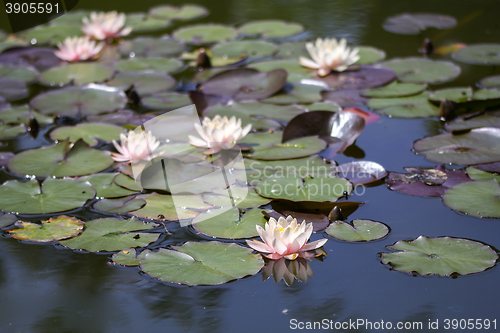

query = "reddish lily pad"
[321,89,368,107]
[0,78,28,102]
[317,66,396,89]
[0,47,60,70]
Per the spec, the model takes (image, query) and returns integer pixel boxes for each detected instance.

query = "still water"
[1,0,499,332]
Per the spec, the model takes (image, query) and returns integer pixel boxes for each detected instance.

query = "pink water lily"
[111,130,160,164]
[246,216,328,260]
[54,36,104,62]
[82,11,132,40]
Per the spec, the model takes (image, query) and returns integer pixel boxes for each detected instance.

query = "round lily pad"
[379,58,461,84]
[8,216,84,242]
[413,127,500,165]
[204,102,306,122]
[478,75,500,89]
[39,63,114,86]
[0,78,28,102]
[114,58,183,74]
[76,173,139,198]
[317,66,396,89]
[0,64,38,83]
[141,92,192,110]
[326,219,389,242]
[466,167,500,182]
[261,81,324,104]
[357,46,386,65]
[249,59,312,82]
[203,186,271,209]
[428,87,473,103]
[362,81,427,98]
[443,179,500,218]
[114,173,143,192]
[112,248,151,266]
[0,104,53,125]
[60,217,159,252]
[192,207,268,239]
[0,178,95,214]
[211,40,278,59]
[473,89,500,100]
[48,10,91,26]
[130,193,211,221]
[149,4,208,20]
[0,212,17,228]
[452,44,500,65]
[276,42,308,59]
[445,114,500,131]
[0,47,60,71]
[334,161,387,185]
[50,122,125,146]
[86,109,154,126]
[0,124,25,138]
[93,196,146,214]
[118,36,186,58]
[380,236,498,276]
[30,85,127,117]
[239,20,304,38]
[321,89,368,107]
[125,13,171,33]
[140,241,264,286]
[106,71,176,96]
[383,13,457,35]
[173,24,238,44]
[23,25,82,45]
[8,140,114,178]
[367,92,440,118]
[306,102,341,112]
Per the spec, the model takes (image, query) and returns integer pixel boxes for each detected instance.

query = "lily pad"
[114,58,183,74]
[379,58,461,84]
[8,140,114,178]
[39,63,114,87]
[125,13,171,33]
[321,89,368,107]
[0,64,38,83]
[192,207,269,239]
[326,219,389,242]
[8,216,84,242]
[0,47,60,71]
[452,44,500,66]
[93,196,146,214]
[203,186,271,209]
[0,78,28,102]
[0,212,17,228]
[173,24,238,44]
[50,123,125,146]
[367,92,440,118]
[445,113,500,131]
[130,193,211,221]
[0,178,95,214]
[249,59,312,81]
[106,71,176,96]
[413,127,500,165]
[466,167,500,182]
[306,102,341,112]
[239,20,303,38]
[442,179,500,218]
[204,102,306,122]
[380,236,498,276]
[357,46,386,65]
[0,124,25,138]
[478,75,500,89]
[23,25,82,45]
[428,87,473,103]
[76,173,139,198]
[362,81,427,98]
[383,13,457,35]
[140,241,264,286]
[261,81,324,104]
[276,42,308,59]
[334,161,387,185]
[317,66,396,89]
[112,248,151,266]
[60,217,159,252]
[149,4,208,20]
[30,85,127,117]
[279,211,330,232]
[211,40,277,59]
[0,104,53,125]
[118,36,186,58]
[114,173,144,192]
[472,89,500,101]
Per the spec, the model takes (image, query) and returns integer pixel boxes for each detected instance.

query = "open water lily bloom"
[111,130,160,164]
[82,11,132,40]
[246,216,328,260]
[54,36,104,62]
[188,115,252,154]
[299,38,360,76]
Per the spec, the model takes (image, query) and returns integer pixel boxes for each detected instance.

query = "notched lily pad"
[0,212,17,228]
[106,71,177,96]
[93,196,146,214]
[114,58,183,74]
[239,20,304,38]
[452,44,500,66]
[142,92,193,110]
[76,173,139,198]
[357,46,386,65]
[118,36,186,58]
[443,179,500,218]
[130,193,211,221]
[50,122,125,146]
[261,81,324,104]
[362,81,426,98]
[111,248,151,266]
[478,75,500,89]
[321,89,368,107]
[39,63,114,86]
[0,64,38,83]
[0,104,53,125]
[317,66,396,89]
[379,58,460,84]
[173,24,238,45]
[383,13,457,35]
[428,87,473,103]
[211,40,278,59]
[0,47,60,71]
[367,92,439,118]
[149,4,208,21]
[8,215,84,242]
[445,113,500,131]
[125,13,171,33]
[326,219,389,242]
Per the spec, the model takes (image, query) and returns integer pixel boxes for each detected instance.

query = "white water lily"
[111,130,160,164]
[54,36,104,62]
[188,115,252,154]
[246,216,328,260]
[82,11,132,40]
[299,38,360,76]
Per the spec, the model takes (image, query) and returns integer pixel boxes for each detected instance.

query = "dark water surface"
[1,0,500,332]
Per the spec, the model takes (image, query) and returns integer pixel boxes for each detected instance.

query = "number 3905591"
[5,2,59,14]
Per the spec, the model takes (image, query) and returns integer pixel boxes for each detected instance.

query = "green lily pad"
[140,241,264,286]
[249,59,312,82]
[443,179,500,218]
[445,114,500,131]
[130,193,211,221]
[30,85,127,117]
[0,64,38,83]
[76,173,139,198]
[472,89,500,100]
[240,132,327,160]
[39,63,114,87]
[142,92,193,110]
[106,71,176,96]
[0,212,17,228]
[49,10,91,26]
[305,102,341,112]
[367,92,440,118]
[118,36,186,58]
[114,58,183,74]
[211,40,277,59]
[380,236,498,276]
[261,82,324,104]
[276,42,308,59]
[93,196,146,214]
[203,186,271,209]
[466,167,500,182]
[239,20,304,38]
[114,173,143,191]
[357,46,386,65]
[256,174,352,202]
[125,13,171,33]
[0,104,53,125]
[149,4,208,20]
[362,81,427,98]
[0,41,28,54]
[50,122,125,146]
[8,140,114,178]
[413,127,500,165]
[112,248,151,266]
[205,102,306,121]
[478,75,500,89]
[379,58,461,84]
[326,219,389,242]
[0,178,95,214]
[192,207,269,239]
[60,217,159,252]
[0,78,28,102]
[452,44,500,65]
[428,87,473,103]
[23,25,82,45]
[173,24,238,45]
[383,13,457,35]
[0,124,25,138]
[8,215,84,242]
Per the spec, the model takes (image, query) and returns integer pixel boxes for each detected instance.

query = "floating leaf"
[249,59,312,81]
[112,248,151,266]
[0,104,53,125]
[466,167,500,182]
[23,25,82,45]
[114,58,183,74]
[0,47,60,70]
[317,66,396,89]
[118,36,185,58]
[326,219,389,241]
[0,78,28,102]
[130,193,211,221]
[471,161,500,173]
[280,210,330,232]
[334,161,387,185]
[8,216,84,242]
[203,186,271,209]
[39,63,114,86]
[60,217,159,252]
[428,87,473,103]
[106,71,176,96]
[0,124,25,138]
[452,44,500,66]
[50,123,125,146]
[173,24,238,44]
[276,42,308,59]
[239,20,303,38]
[362,81,426,98]
[478,75,500,89]
[93,196,146,214]
[211,40,277,59]
[204,102,306,122]
[445,113,500,131]
[380,236,498,276]
[379,58,460,84]
[125,13,171,33]
[140,241,264,286]
[321,89,368,107]
[149,4,208,20]
[472,89,500,101]
[0,212,17,228]
[261,81,324,104]
[357,46,386,65]
[306,102,341,112]
[0,178,95,214]
[0,64,38,83]
[114,173,144,192]
[87,109,154,126]
[76,173,139,198]
[443,179,500,218]
[367,92,439,118]
[383,13,457,35]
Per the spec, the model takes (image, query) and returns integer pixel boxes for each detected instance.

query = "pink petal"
[301,238,328,251]
[264,253,284,260]
[246,240,273,253]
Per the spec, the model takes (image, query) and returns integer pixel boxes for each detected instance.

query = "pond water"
[0,0,499,332]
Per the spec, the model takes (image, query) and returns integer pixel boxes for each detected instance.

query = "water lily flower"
[246,216,328,260]
[188,115,252,154]
[82,11,132,40]
[111,130,160,164]
[299,38,360,76]
[54,36,104,62]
